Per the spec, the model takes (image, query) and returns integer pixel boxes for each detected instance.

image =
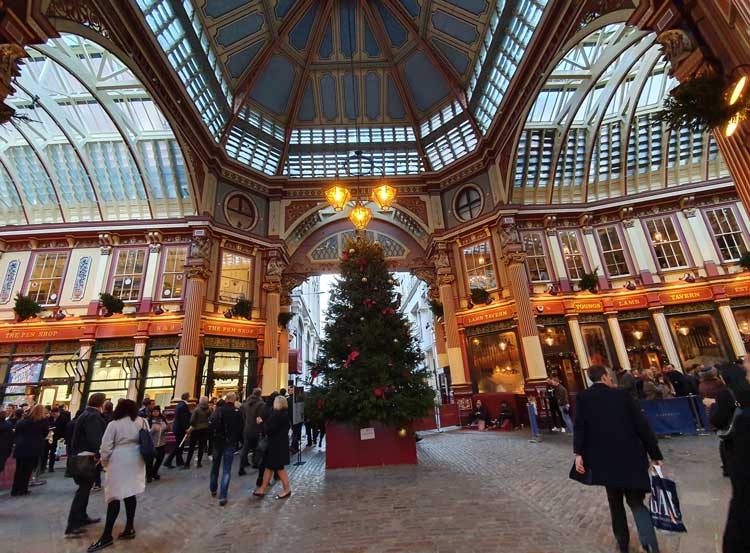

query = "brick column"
[502,249,547,380]
[174,230,211,401]
[650,307,682,369]
[717,300,747,358]
[606,312,632,370]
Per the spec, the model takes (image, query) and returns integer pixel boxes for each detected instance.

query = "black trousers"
[724,478,750,553]
[605,487,659,551]
[239,431,258,470]
[11,457,34,495]
[48,442,58,471]
[67,474,95,531]
[165,433,186,466]
[149,446,165,479]
[185,428,209,466]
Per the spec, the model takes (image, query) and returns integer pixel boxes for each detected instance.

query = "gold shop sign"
[725,281,750,298]
[0,325,85,343]
[459,305,514,327]
[567,299,604,313]
[612,294,649,311]
[658,287,713,305]
[202,320,262,338]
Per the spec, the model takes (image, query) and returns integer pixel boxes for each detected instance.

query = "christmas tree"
[306,237,434,428]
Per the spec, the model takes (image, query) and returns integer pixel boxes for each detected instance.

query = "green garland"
[658,75,750,132]
[13,293,41,322]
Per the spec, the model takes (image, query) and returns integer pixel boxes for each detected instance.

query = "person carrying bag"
[649,465,687,533]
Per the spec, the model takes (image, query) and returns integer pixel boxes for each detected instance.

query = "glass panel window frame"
[521,231,553,282]
[157,245,188,300]
[462,241,498,291]
[702,204,749,262]
[108,247,148,302]
[643,215,690,271]
[557,230,588,280]
[454,185,484,222]
[595,224,632,278]
[218,250,254,304]
[24,250,70,306]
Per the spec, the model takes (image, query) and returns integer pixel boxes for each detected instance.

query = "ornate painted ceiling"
[135,0,549,176]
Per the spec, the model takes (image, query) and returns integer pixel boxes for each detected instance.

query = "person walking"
[147,405,169,482]
[253,395,292,500]
[704,356,750,553]
[208,392,242,506]
[65,393,107,538]
[551,376,573,433]
[31,405,51,486]
[164,392,191,468]
[11,404,49,496]
[573,365,663,553]
[87,399,147,552]
[0,411,13,474]
[48,405,70,472]
[184,396,210,469]
[238,388,265,476]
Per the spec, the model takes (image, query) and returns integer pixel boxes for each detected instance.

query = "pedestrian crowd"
[0,386,315,552]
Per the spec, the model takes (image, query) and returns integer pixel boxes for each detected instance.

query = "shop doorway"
[199,346,258,401]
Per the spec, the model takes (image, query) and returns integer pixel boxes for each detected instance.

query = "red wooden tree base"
[325,422,417,469]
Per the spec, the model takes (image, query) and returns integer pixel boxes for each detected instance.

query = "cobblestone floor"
[0,429,729,553]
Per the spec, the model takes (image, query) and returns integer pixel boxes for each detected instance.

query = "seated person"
[468,399,490,429]
[495,402,514,427]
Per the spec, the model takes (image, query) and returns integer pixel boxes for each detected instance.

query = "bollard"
[528,401,542,443]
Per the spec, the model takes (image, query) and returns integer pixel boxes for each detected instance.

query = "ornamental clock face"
[225,193,257,231]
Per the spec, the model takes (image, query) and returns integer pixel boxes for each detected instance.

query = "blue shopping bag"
[649,466,687,533]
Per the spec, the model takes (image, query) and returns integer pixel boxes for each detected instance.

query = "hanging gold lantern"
[370,182,396,210]
[348,203,372,230]
[325,184,351,211]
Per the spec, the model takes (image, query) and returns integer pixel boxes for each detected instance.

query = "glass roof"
[134,0,549,177]
[0,34,194,225]
[513,22,728,204]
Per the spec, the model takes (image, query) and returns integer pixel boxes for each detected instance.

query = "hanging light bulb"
[370,182,396,210]
[727,75,747,106]
[678,326,690,336]
[499,340,507,351]
[544,335,554,347]
[632,329,644,341]
[325,184,351,211]
[349,203,372,230]
[652,231,663,243]
[725,113,742,138]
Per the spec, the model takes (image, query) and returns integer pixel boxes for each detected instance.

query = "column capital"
[263,281,282,294]
[185,263,210,280]
[437,273,455,287]
[502,251,526,266]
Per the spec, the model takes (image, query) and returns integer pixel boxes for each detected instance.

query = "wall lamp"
[546,284,559,296]
[624,281,637,291]
[680,273,696,283]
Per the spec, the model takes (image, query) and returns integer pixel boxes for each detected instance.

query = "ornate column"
[498,222,547,381]
[71,337,94,413]
[432,245,468,393]
[279,273,306,389]
[87,233,116,315]
[566,315,590,370]
[139,231,163,313]
[128,336,148,400]
[261,254,285,393]
[606,312,632,370]
[174,230,211,400]
[650,307,682,369]
[717,299,747,358]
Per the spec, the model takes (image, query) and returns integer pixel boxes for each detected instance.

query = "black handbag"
[68,454,97,480]
[568,460,594,485]
[139,420,155,460]
[251,437,269,469]
[717,389,743,442]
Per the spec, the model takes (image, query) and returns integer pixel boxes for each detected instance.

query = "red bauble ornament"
[316,399,325,409]
[373,387,384,398]
[342,252,349,261]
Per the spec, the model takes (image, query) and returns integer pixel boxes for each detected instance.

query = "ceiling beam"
[220,0,317,146]
[276,0,335,176]
[379,0,481,138]
[360,0,430,171]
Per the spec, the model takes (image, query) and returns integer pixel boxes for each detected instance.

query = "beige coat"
[100,416,147,502]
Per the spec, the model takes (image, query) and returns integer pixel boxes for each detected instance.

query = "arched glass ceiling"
[135,0,550,178]
[0,34,194,225]
[513,22,728,204]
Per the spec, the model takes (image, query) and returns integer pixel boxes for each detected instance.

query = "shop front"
[731,297,750,351]
[465,320,525,394]
[666,303,730,368]
[537,315,584,392]
[84,338,136,405]
[618,310,665,371]
[141,336,178,408]
[0,341,78,407]
[199,335,258,401]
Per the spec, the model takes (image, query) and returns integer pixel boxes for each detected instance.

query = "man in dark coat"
[65,393,107,537]
[238,387,265,476]
[208,392,243,506]
[574,365,664,553]
[664,364,690,397]
[48,406,70,472]
[164,392,191,468]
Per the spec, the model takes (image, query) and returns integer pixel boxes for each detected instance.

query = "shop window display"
[619,318,664,371]
[88,350,133,403]
[734,307,750,349]
[142,350,176,407]
[580,324,615,370]
[539,325,583,392]
[668,313,727,367]
[0,345,77,407]
[467,331,525,394]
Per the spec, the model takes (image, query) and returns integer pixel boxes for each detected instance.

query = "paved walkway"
[0,429,729,553]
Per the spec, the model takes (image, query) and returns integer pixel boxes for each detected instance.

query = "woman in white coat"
[88,399,146,552]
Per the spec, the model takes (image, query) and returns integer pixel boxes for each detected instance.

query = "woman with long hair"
[11,404,49,496]
[147,405,169,482]
[253,395,292,500]
[87,399,147,552]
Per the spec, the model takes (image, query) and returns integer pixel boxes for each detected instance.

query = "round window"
[454,185,483,222]
[224,192,257,231]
